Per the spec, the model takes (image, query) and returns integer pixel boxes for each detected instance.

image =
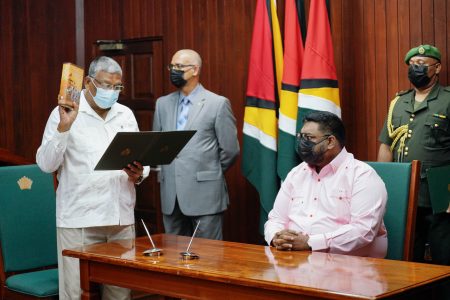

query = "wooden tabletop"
[63,234,450,300]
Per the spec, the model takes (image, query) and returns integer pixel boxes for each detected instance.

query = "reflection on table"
[63,234,450,300]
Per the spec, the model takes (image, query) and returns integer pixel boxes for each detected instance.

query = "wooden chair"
[0,164,58,299]
[366,160,420,261]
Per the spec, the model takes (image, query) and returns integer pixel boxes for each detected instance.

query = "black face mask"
[170,69,187,88]
[408,64,432,88]
[296,135,329,165]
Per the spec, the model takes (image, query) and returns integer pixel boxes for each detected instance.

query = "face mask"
[89,80,120,109]
[296,136,329,165]
[408,64,432,88]
[170,69,187,88]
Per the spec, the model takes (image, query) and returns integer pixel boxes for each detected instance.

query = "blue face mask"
[89,79,120,109]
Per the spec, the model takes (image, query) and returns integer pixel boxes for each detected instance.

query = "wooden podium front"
[63,234,450,300]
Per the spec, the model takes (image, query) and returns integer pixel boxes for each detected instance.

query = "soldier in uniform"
[378,45,450,264]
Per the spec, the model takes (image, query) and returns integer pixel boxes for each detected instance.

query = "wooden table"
[63,234,450,300]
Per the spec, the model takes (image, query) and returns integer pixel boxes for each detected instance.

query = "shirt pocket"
[289,191,307,215]
[423,114,450,148]
[328,188,351,222]
[70,126,104,153]
[196,170,222,181]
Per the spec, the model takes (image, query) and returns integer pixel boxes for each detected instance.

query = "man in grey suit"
[152,49,239,240]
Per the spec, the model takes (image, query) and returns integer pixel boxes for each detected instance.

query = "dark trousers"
[413,207,433,263]
[428,212,450,265]
[163,200,224,240]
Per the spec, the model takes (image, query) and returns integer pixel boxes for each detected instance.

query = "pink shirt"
[264,148,388,258]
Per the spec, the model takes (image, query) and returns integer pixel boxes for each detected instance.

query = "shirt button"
[411,114,415,117]
[314,197,317,201]
[318,179,321,182]
[405,152,408,156]
[408,129,412,133]
[405,147,409,151]
[434,124,439,127]
[310,214,313,217]
[409,118,414,122]
[408,134,412,138]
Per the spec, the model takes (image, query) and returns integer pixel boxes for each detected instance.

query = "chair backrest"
[427,164,450,214]
[366,160,420,261]
[0,164,57,272]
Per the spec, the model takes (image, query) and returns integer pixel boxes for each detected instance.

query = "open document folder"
[427,164,450,213]
[94,130,196,170]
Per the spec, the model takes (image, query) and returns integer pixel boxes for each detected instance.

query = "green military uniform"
[379,83,450,207]
[381,45,450,269]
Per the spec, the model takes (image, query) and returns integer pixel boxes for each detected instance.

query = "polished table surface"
[63,234,450,300]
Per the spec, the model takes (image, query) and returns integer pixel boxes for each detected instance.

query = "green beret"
[404,45,441,64]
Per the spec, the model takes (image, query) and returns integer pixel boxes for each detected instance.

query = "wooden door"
[92,37,165,237]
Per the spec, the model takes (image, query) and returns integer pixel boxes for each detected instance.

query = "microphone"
[141,219,163,256]
[180,220,200,260]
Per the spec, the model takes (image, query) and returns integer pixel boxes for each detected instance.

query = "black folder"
[427,165,450,214]
[94,130,196,170]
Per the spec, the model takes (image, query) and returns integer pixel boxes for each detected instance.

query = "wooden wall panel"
[83,0,259,243]
[331,0,450,160]
[434,1,447,84]
[363,0,377,160]
[0,0,76,159]
[374,0,388,159]
[386,0,400,118]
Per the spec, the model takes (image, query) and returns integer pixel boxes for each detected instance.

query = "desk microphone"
[141,219,163,256]
[180,220,200,260]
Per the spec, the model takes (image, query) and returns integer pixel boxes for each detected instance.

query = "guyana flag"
[242,0,283,231]
[277,0,305,180]
[297,0,341,133]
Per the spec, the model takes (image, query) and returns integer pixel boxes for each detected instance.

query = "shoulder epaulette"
[396,89,413,96]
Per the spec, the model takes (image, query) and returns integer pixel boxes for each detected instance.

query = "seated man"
[264,111,388,258]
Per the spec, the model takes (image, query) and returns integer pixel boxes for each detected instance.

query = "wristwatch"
[135,174,144,185]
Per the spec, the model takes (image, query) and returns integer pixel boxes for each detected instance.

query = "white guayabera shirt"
[36,91,149,228]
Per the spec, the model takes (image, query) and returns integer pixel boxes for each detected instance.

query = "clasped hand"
[272,229,310,251]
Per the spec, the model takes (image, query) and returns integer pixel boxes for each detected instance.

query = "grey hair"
[88,56,122,77]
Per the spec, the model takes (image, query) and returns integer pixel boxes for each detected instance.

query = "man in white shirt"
[37,56,148,300]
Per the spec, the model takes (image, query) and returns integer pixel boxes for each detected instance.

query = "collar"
[403,83,441,113]
[307,147,350,175]
[178,83,204,105]
[328,147,350,173]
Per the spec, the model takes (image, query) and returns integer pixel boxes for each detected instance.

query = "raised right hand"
[57,95,79,132]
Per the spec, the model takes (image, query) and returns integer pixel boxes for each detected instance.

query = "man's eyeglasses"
[167,64,196,71]
[297,133,331,141]
[90,77,124,91]
[409,62,440,68]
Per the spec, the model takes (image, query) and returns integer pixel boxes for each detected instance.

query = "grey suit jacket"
[152,84,239,216]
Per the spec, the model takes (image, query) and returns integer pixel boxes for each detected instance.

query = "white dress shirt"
[37,91,148,228]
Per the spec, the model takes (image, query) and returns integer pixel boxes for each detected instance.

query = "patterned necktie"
[176,97,190,130]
